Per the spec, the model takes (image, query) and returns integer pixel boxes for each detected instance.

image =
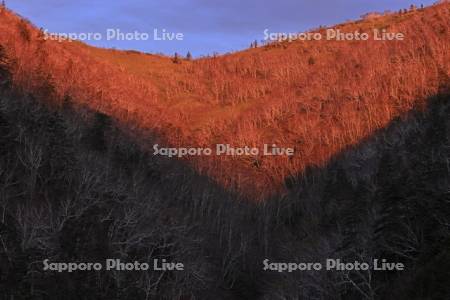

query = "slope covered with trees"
[1,30,450,300]
[0,3,449,198]
[0,3,449,299]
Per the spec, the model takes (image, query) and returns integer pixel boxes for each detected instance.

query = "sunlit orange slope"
[0,3,449,199]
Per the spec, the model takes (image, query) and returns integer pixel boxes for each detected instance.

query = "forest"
[0,3,449,299]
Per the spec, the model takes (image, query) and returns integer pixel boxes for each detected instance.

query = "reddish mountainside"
[0,3,449,199]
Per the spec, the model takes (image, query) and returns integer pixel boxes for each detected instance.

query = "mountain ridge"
[0,3,449,199]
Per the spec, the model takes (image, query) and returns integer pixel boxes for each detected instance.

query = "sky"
[8,0,437,57]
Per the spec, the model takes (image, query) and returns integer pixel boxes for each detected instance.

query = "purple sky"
[8,0,436,57]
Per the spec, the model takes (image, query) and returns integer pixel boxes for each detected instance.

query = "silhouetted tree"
[0,113,12,157]
[62,95,73,113]
[186,51,192,61]
[83,112,111,152]
[0,45,11,89]
[17,19,31,42]
[172,52,180,64]
[44,112,76,181]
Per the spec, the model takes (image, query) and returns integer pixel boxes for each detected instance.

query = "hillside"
[0,2,450,299]
[0,51,449,300]
[0,3,449,199]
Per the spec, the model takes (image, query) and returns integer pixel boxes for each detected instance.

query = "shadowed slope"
[258,91,450,299]
[1,58,448,298]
